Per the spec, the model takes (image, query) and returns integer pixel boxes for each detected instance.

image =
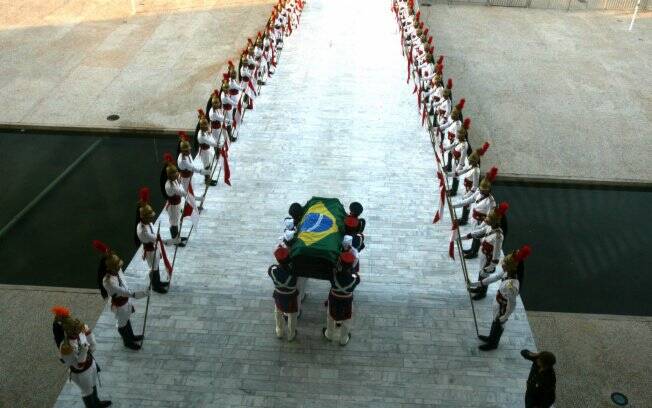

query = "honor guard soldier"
[452,142,490,225]
[433,79,453,130]
[177,132,208,197]
[52,306,112,408]
[464,202,508,300]
[323,251,361,346]
[160,153,187,246]
[286,202,303,231]
[473,245,531,351]
[444,118,471,196]
[208,90,225,144]
[220,75,238,142]
[453,167,498,258]
[345,201,366,251]
[268,246,299,341]
[196,109,219,186]
[439,98,465,172]
[135,187,170,294]
[341,235,360,273]
[99,247,148,350]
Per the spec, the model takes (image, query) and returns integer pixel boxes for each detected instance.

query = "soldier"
[323,251,361,346]
[443,118,471,196]
[433,78,453,132]
[464,202,509,300]
[160,153,187,247]
[51,306,111,408]
[177,132,208,197]
[345,202,366,251]
[452,167,498,258]
[341,235,360,273]
[220,75,238,143]
[451,142,490,225]
[196,109,219,187]
[208,90,225,145]
[135,187,169,294]
[101,249,149,350]
[268,246,298,341]
[473,245,531,351]
[438,98,465,172]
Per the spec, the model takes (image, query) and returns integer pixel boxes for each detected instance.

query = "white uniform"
[177,153,203,194]
[102,270,134,327]
[59,328,98,397]
[165,179,185,227]
[197,129,218,169]
[469,223,504,277]
[137,222,160,271]
[208,107,224,141]
[455,190,496,224]
[493,277,519,324]
[221,91,238,126]
[456,165,481,194]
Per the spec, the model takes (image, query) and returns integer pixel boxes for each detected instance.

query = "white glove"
[201,168,211,176]
[132,290,149,299]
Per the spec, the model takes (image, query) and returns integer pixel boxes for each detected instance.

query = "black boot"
[149,270,168,294]
[92,387,112,407]
[448,177,459,197]
[82,394,97,408]
[479,320,503,351]
[118,325,141,350]
[464,238,480,259]
[126,320,144,342]
[227,126,236,143]
[170,226,186,247]
[458,205,469,226]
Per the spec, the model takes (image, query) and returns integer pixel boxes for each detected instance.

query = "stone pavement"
[55,0,536,406]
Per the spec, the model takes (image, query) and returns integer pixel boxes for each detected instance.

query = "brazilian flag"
[291,197,346,264]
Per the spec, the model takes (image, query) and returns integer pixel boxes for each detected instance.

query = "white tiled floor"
[56,1,536,406]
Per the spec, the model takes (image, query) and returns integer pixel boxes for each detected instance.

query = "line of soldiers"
[53,1,304,406]
[268,202,365,346]
[394,0,533,352]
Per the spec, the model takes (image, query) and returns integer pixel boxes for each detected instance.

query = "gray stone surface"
[421,6,652,184]
[527,311,652,408]
[54,0,537,406]
[0,0,276,132]
[0,285,104,408]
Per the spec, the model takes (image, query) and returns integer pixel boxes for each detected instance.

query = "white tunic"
[59,329,97,397]
[165,179,185,227]
[493,278,519,323]
[197,129,218,168]
[137,222,160,269]
[102,270,134,327]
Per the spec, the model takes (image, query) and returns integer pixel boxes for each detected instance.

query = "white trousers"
[167,203,181,227]
[144,248,160,271]
[111,302,133,328]
[71,360,98,397]
[324,308,351,345]
[199,149,213,169]
[274,306,297,339]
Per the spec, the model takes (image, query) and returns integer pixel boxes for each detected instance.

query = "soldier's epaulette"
[60,343,73,355]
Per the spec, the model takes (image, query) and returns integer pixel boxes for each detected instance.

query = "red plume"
[222,73,229,81]
[435,64,443,75]
[497,202,509,216]
[486,167,499,183]
[424,28,429,36]
[428,36,433,45]
[197,109,205,118]
[416,11,421,20]
[227,60,234,67]
[51,306,70,318]
[419,21,424,29]
[516,245,532,262]
[456,98,466,110]
[447,79,453,89]
[247,38,253,45]
[178,131,189,141]
[257,31,262,37]
[437,55,444,65]
[92,240,109,254]
[138,187,150,204]
[463,118,471,129]
[480,142,490,155]
[213,89,219,97]
[163,152,174,163]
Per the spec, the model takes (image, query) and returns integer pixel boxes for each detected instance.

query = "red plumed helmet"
[435,64,443,75]
[274,246,289,262]
[138,187,150,204]
[51,306,70,318]
[92,240,110,254]
[428,36,433,45]
[447,78,453,89]
[463,118,471,129]
[197,108,205,118]
[416,11,421,20]
[163,152,174,163]
[497,202,509,216]
[516,245,532,261]
[437,55,444,65]
[480,142,490,155]
[486,167,499,182]
[456,98,466,110]
[228,60,234,67]
[424,28,429,36]
[222,73,229,81]
[340,251,355,265]
[257,31,262,37]
[178,131,189,141]
[213,89,219,97]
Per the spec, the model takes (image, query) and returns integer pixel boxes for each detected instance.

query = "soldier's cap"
[288,202,303,219]
[349,202,363,217]
[340,251,355,265]
[274,246,290,262]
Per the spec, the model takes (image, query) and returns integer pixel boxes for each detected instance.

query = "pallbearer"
[323,251,361,346]
[135,187,170,294]
[52,306,112,408]
[268,246,299,341]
